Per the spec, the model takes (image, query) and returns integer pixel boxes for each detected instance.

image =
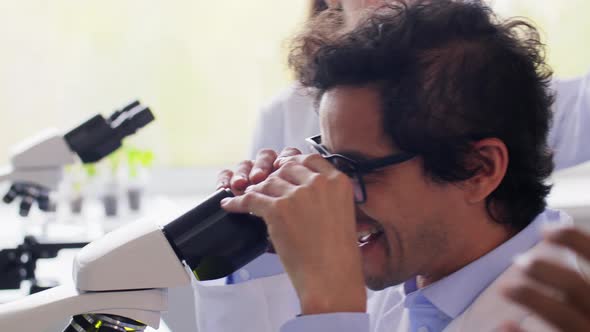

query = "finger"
[518,258,590,315]
[250,149,279,185]
[231,160,254,192]
[273,147,303,168]
[503,283,590,332]
[277,154,335,174]
[220,191,274,218]
[273,161,318,186]
[247,176,296,198]
[545,227,590,263]
[216,169,234,189]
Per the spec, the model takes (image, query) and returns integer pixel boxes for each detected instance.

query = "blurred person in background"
[246,2,389,161]
[246,0,330,158]
[228,0,336,285]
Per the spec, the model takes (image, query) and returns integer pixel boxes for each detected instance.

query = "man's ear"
[463,138,508,204]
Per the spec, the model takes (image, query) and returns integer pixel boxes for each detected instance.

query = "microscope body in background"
[0,129,75,215]
[0,100,159,331]
[0,100,154,217]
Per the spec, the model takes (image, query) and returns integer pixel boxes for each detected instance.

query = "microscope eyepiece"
[64,101,155,163]
[110,106,155,139]
[107,100,141,123]
[162,189,269,281]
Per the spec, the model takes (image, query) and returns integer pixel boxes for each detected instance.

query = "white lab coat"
[248,85,319,157]
[549,72,590,170]
[192,210,582,332]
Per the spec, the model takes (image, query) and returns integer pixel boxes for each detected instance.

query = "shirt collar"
[403,209,565,319]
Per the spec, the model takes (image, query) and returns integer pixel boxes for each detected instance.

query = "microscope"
[0,101,156,306]
[0,100,154,217]
[0,188,269,332]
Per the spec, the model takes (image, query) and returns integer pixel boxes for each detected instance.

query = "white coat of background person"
[195,2,590,332]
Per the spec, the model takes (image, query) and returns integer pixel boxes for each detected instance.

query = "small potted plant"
[70,181,84,214]
[101,150,122,217]
[126,147,154,212]
[66,164,95,215]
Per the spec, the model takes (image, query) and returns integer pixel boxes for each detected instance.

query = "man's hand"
[501,226,590,332]
[216,148,302,194]
[220,154,367,315]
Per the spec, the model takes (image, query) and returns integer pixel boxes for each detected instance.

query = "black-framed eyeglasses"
[305,134,415,204]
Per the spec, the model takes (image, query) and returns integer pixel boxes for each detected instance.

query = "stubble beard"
[362,239,408,290]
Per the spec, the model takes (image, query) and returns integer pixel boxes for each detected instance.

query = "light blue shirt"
[279,210,559,332]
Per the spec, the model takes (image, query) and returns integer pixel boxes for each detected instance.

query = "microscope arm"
[1,129,74,189]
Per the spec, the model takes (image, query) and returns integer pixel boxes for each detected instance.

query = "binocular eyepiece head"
[64,100,155,164]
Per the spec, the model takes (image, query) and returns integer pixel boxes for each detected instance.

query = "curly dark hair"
[289,0,555,231]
